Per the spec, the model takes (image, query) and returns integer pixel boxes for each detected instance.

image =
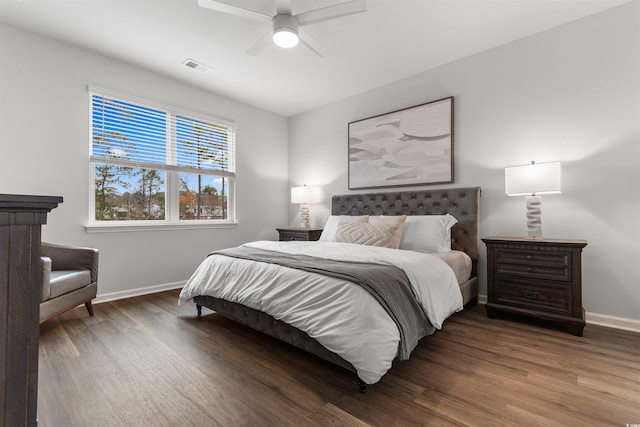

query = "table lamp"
[291,185,322,228]
[505,161,562,238]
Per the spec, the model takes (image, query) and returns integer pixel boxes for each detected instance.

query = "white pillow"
[319,215,369,241]
[368,215,407,249]
[334,222,400,248]
[399,214,458,252]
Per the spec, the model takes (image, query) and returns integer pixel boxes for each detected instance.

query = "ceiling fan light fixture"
[272,14,299,48]
[273,28,298,48]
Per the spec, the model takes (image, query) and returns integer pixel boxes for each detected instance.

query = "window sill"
[85,221,238,233]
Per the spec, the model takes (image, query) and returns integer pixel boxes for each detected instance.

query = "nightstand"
[482,236,588,336]
[277,227,323,242]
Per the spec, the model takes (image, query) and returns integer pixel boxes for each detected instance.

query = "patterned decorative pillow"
[319,215,369,241]
[368,215,407,249]
[334,222,400,248]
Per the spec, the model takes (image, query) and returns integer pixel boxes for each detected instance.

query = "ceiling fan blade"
[296,0,366,26]
[299,28,330,58]
[197,0,272,22]
[246,29,273,56]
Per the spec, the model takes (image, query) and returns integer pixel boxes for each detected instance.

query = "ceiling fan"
[197,0,367,58]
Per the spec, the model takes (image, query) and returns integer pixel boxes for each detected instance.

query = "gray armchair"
[40,242,99,323]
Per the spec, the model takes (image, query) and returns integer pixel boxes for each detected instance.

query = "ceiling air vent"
[182,59,211,73]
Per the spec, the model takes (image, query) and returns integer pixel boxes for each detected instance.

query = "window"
[89,87,235,229]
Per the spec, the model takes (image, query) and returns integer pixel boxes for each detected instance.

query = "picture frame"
[348,96,454,190]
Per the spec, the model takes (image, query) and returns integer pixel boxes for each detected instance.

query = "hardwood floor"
[38,289,640,426]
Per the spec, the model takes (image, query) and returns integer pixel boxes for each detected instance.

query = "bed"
[180,187,481,392]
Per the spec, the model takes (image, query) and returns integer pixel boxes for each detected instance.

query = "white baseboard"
[476,294,639,333]
[585,312,640,334]
[93,281,186,304]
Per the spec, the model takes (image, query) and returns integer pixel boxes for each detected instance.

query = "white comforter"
[179,241,462,384]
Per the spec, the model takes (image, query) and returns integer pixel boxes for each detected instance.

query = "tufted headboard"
[331,187,481,263]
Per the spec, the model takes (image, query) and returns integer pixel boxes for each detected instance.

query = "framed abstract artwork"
[348,96,454,190]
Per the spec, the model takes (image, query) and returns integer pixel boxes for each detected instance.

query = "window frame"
[86,86,237,233]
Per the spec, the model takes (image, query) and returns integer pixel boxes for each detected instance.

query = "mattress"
[425,250,472,285]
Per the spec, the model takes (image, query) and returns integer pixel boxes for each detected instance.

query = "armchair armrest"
[41,256,52,302]
[41,242,99,284]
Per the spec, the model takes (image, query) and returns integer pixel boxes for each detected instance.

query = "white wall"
[288,3,640,322]
[0,24,289,298]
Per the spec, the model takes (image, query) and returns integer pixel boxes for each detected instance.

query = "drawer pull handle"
[527,267,533,272]
[526,255,533,260]
[523,291,538,299]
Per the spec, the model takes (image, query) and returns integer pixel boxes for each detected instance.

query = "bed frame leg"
[358,379,367,393]
[196,304,202,317]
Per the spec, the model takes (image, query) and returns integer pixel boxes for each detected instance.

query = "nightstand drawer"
[495,277,571,314]
[280,232,308,241]
[495,248,570,281]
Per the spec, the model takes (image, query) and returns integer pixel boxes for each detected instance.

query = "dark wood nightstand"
[277,227,323,242]
[482,236,588,336]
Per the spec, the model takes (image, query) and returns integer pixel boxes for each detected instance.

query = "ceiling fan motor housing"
[272,14,299,48]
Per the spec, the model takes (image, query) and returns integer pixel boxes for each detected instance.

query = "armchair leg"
[85,300,95,316]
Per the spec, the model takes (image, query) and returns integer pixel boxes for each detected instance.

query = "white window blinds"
[90,88,235,177]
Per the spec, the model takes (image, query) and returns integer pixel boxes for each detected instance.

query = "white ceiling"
[0,0,630,117]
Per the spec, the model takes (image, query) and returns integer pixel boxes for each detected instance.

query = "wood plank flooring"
[38,289,640,426]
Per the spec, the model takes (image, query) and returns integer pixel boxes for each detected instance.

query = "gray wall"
[1,3,638,324]
[288,3,640,322]
[0,23,289,299]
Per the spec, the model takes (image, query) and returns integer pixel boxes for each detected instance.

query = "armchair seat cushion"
[49,270,92,299]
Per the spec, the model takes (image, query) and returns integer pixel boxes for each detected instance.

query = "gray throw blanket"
[212,246,435,360]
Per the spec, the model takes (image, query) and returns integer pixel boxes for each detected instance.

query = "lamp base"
[525,195,542,238]
[299,204,310,228]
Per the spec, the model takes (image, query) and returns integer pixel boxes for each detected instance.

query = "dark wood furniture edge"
[481,236,588,247]
[0,193,64,214]
[276,227,324,232]
[0,194,62,427]
[276,227,323,242]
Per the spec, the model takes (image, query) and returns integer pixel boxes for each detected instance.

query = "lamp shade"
[505,161,562,196]
[291,186,322,204]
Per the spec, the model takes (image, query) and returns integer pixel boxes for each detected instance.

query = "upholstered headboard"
[331,187,481,262]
